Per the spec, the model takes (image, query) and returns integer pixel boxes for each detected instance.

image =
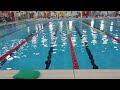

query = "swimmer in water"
[51,36,57,47]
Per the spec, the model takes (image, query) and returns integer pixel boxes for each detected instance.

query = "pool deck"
[0,17,120,79]
[0,70,120,79]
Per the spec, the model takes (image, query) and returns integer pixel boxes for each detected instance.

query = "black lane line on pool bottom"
[0,21,50,68]
[74,23,99,69]
[45,24,59,69]
[0,59,7,68]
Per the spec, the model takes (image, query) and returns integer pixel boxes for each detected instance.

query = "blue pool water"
[0,18,120,70]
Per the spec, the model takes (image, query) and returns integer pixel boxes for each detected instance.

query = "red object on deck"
[82,11,89,16]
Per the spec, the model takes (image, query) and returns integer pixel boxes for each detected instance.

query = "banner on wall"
[82,11,89,17]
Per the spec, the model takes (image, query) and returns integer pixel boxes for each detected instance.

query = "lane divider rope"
[0,22,49,61]
[82,21,120,43]
[65,21,79,69]
[45,22,59,69]
[74,23,98,69]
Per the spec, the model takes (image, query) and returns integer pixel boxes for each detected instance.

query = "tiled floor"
[0,70,120,79]
[74,70,120,79]
[39,70,74,79]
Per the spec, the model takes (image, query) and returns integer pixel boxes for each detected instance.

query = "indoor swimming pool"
[0,18,120,70]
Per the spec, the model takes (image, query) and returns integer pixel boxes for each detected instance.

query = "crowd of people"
[90,11,120,18]
[0,11,120,24]
[0,11,15,23]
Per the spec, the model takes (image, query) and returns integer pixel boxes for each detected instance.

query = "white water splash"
[6,68,12,70]
[14,56,20,58]
[6,55,13,61]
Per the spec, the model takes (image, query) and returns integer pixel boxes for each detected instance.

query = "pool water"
[0,18,120,70]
